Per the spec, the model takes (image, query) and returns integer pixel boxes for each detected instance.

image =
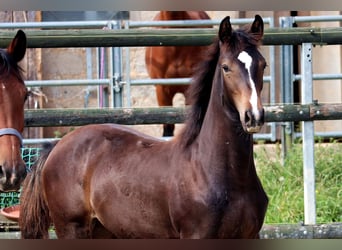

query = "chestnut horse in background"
[145,11,211,137]
[0,30,28,192]
[20,15,268,238]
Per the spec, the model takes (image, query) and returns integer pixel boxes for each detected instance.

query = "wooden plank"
[265,104,311,122]
[23,103,342,127]
[24,107,186,127]
[310,103,342,120]
[1,27,342,48]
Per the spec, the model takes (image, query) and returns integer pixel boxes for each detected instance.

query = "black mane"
[177,37,220,148]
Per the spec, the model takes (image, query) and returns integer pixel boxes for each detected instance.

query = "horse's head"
[218,15,266,133]
[0,30,28,191]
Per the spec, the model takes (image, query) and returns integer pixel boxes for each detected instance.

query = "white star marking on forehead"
[237,51,260,120]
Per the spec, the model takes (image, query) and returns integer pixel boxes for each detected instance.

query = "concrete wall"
[310,11,342,133]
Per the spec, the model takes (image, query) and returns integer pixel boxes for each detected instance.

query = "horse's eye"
[222,65,230,73]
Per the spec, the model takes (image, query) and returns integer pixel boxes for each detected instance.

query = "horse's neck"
[196,81,255,177]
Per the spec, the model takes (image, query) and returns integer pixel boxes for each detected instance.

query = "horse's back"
[153,11,210,22]
[146,11,211,79]
[41,123,164,196]
[43,123,165,174]
[187,11,211,20]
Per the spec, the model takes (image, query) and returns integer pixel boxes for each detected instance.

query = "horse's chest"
[218,191,268,238]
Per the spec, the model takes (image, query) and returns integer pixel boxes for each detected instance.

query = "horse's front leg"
[178,218,218,239]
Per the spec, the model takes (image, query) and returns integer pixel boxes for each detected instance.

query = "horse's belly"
[99,209,178,238]
[92,185,178,238]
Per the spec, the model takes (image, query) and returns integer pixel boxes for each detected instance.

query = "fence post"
[301,42,316,225]
[280,16,295,163]
[109,20,123,108]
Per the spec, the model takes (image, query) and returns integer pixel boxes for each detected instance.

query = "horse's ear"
[250,14,264,40]
[7,30,27,62]
[219,16,232,43]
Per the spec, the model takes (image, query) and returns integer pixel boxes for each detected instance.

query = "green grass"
[254,140,342,224]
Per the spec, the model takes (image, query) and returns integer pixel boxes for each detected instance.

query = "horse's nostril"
[245,110,252,124]
[0,165,3,177]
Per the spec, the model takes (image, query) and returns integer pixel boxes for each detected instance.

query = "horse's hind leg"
[53,220,92,239]
[53,219,115,239]
[155,85,175,137]
[163,124,175,137]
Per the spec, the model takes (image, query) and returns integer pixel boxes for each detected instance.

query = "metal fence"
[0,14,342,226]
[1,17,277,142]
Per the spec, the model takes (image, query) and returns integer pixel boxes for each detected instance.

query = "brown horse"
[145,11,211,137]
[20,15,268,239]
[0,30,28,192]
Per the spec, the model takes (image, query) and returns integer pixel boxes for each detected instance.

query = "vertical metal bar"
[268,17,277,142]
[96,47,101,107]
[107,22,114,108]
[100,46,109,107]
[301,42,316,225]
[280,16,295,163]
[84,48,93,108]
[125,21,132,107]
[110,20,123,108]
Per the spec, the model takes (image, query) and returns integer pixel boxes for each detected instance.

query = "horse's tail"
[19,141,57,239]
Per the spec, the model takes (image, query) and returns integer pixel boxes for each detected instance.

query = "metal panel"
[42,11,129,21]
[301,42,316,225]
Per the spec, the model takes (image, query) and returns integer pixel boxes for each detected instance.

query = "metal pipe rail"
[25,76,272,88]
[126,17,273,28]
[0,20,118,29]
[294,73,342,81]
[291,15,342,23]
[25,79,110,87]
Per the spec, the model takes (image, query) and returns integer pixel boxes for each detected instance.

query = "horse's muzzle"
[0,162,27,192]
[244,108,265,133]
